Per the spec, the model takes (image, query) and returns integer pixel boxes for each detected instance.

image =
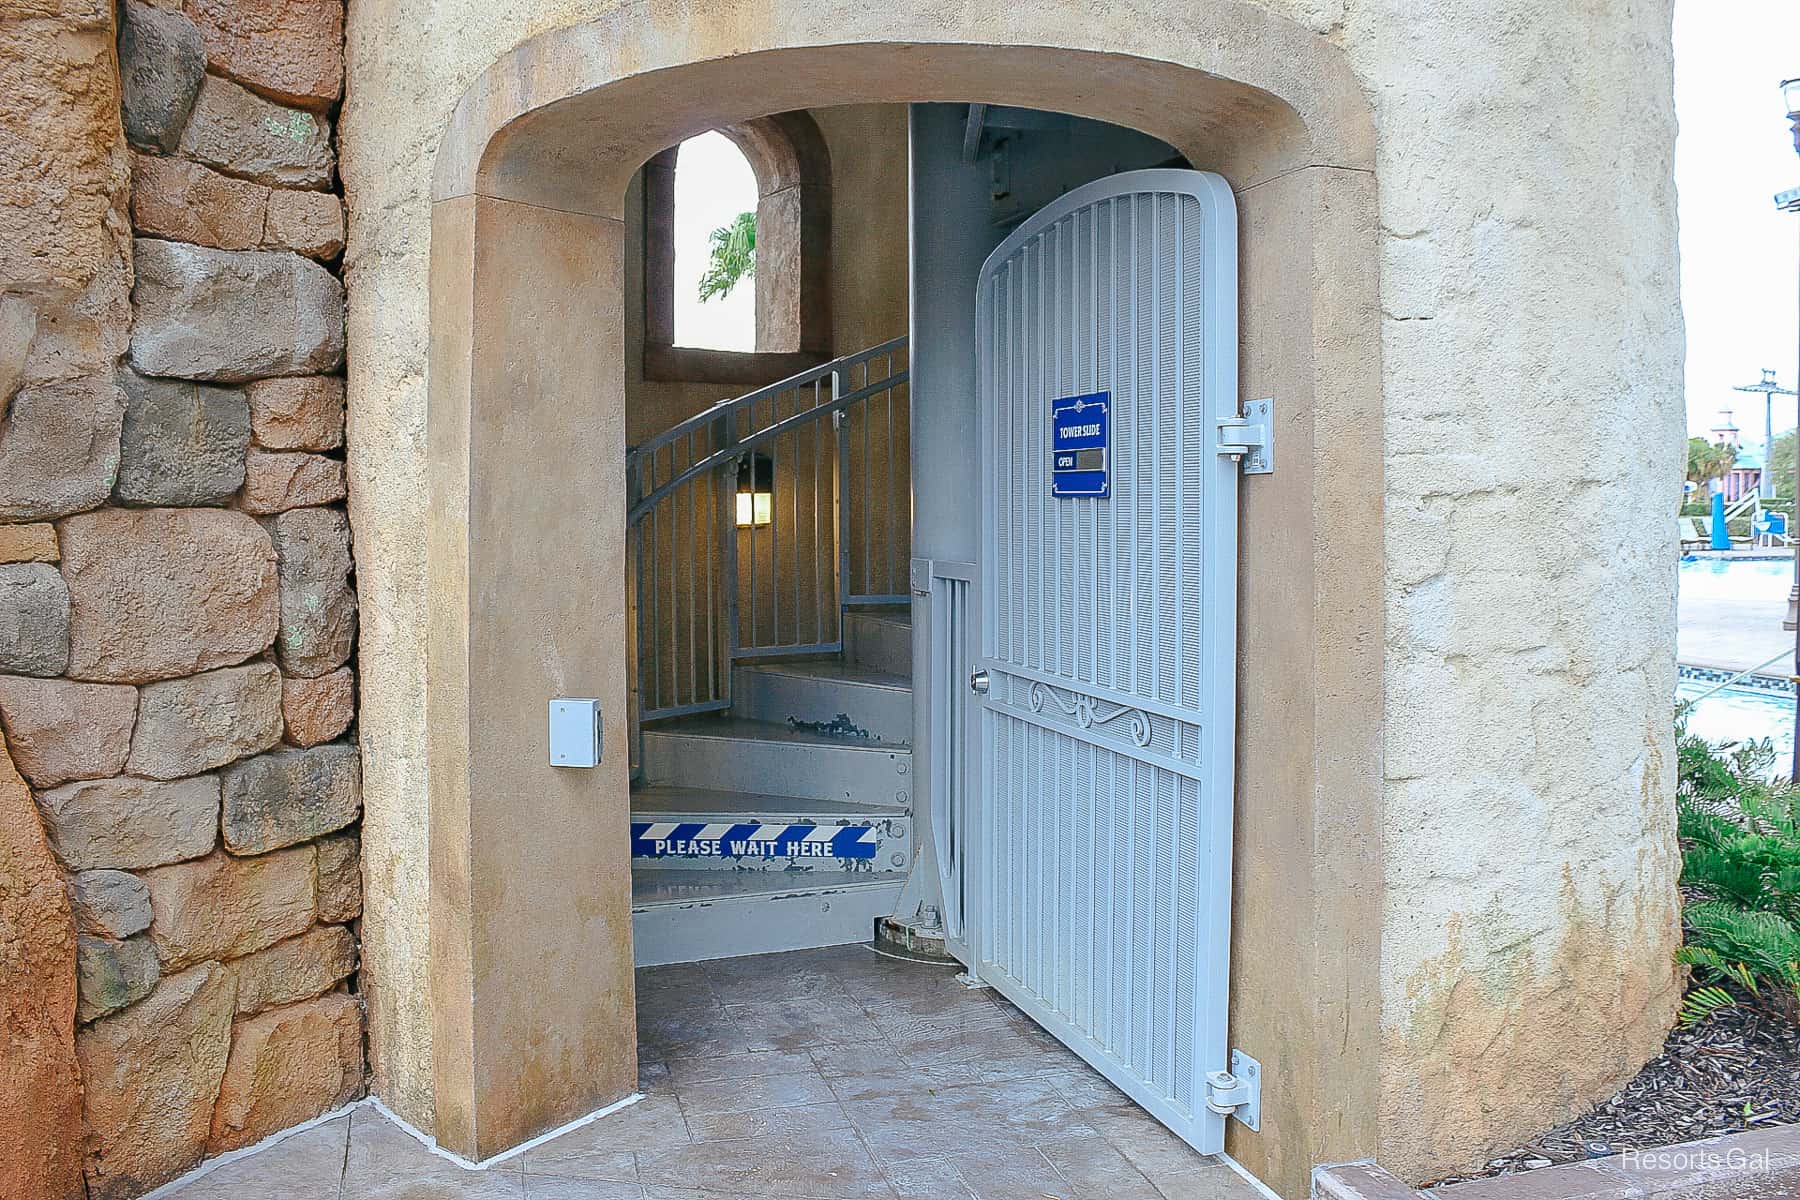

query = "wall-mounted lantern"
[735,452,774,528]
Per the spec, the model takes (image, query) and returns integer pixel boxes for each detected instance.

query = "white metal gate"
[968,170,1240,1153]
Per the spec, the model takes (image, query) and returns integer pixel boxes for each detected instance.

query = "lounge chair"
[1679,516,1708,551]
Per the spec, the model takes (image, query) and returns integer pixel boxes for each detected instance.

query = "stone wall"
[0,1,364,1197]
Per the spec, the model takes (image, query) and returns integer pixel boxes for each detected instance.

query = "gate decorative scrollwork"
[1026,679,1152,748]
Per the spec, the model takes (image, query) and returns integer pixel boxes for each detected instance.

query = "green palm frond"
[1678,985,1738,1028]
[698,211,756,302]
[1675,719,1800,1023]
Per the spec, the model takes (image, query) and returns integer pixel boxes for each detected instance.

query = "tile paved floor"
[160,945,1263,1199]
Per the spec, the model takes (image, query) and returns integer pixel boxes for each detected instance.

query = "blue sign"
[631,821,877,860]
[1051,392,1109,498]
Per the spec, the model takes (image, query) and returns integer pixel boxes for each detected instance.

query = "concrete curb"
[1313,1125,1800,1200]
[1313,1161,1426,1199]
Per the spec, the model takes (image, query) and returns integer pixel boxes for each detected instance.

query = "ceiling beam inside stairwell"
[962,102,986,161]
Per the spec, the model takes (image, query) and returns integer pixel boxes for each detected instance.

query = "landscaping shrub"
[1675,726,1800,1025]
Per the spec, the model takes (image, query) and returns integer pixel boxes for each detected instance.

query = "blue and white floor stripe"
[630,821,878,860]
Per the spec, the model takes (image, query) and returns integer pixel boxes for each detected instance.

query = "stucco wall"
[340,0,1683,1186]
[1345,2,1685,1177]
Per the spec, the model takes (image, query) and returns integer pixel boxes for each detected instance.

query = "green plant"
[698,211,756,302]
[1687,436,1738,496]
[1769,429,1795,501]
[1674,726,1800,1024]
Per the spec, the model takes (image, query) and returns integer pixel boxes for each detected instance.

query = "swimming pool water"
[1677,556,1794,600]
[1676,557,1797,775]
[1677,678,1795,776]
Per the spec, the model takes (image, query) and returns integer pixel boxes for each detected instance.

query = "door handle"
[970,669,990,695]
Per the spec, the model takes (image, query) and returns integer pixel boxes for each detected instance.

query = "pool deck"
[1679,552,1797,675]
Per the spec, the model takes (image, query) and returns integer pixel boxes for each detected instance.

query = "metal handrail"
[628,374,903,526]
[625,337,911,734]
[630,335,908,466]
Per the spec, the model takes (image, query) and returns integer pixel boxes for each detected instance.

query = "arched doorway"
[419,19,1382,1196]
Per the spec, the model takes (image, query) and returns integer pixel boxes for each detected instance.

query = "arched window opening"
[672,131,757,351]
[641,111,833,386]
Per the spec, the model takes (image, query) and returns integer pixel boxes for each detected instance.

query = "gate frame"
[421,11,1383,1195]
[968,167,1242,1153]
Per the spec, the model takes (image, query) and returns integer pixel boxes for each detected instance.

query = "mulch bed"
[1428,991,1800,1186]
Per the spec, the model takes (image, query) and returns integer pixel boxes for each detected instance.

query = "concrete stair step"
[732,659,912,745]
[631,869,907,966]
[638,716,913,809]
[629,784,912,873]
[844,606,913,675]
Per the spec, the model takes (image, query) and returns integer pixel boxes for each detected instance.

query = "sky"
[672,131,758,351]
[1675,0,1800,446]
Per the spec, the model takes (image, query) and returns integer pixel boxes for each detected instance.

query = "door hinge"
[1205,1049,1263,1131]
[1216,398,1274,475]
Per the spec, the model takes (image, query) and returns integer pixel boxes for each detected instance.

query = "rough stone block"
[263,188,345,259]
[127,663,282,780]
[70,869,153,938]
[116,370,251,506]
[129,239,345,382]
[118,0,206,153]
[221,743,360,855]
[60,507,277,683]
[208,992,363,1155]
[227,923,356,1015]
[0,734,86,1200]
[0,376,126,521]
[35,775,219,871]
[314,832,359,923]
[76,933,161,1022]
[0,563,72,677]
[142,846,315,970]
[187,0,343,111]
[0,523,59,564]
[245,375,344,450]
[129,152,266,252]
[177,75,333,189]
[272,506,355,674]
[0,675,137,788]
[242,449,347,514]
[77,962,236,1200]
[282,667,353,746]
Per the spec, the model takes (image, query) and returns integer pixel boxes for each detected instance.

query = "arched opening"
[671,132,757,352]
[640,112,835,386]
[419,22,1389,1196]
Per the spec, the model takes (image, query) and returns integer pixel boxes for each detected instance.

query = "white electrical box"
[548,699,602,767]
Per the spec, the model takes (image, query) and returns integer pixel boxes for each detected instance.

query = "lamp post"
[1778,78,1800,779]
[1731,368,1793,501]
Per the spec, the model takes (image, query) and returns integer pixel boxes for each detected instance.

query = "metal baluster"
[793,389,802,646]
[812,377,823,646]
[627,453,643,752]
[747,396,759,649]
[885,354,895,595]
[685,433,697,707]
[768,393,779,647]
[649,466,661,714]
[719,416,740,708]
[710,414,730,704]
[834,370,849,638]
[867,356,874,600]
[703,445,715,703]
